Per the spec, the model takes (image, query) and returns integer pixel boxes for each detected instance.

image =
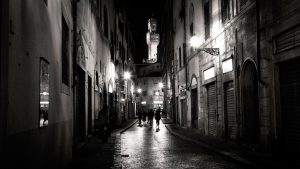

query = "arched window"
[189,3,194,36]
[104,5,108,38]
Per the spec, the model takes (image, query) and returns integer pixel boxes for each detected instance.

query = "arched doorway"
[191,76,198,128]
[242,61,260,142]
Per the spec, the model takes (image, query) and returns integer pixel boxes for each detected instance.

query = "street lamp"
[137,88,142,93]
[124,71,131,80]
[158,82,163,88]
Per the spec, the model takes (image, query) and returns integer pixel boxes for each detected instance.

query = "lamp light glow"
[190,35,201,48]
[124,72,131,80]
[158,82,163,88]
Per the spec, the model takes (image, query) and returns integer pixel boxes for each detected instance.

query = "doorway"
[279,58,300,154]
[88,76,92,135]
[76,66,86,142]
[191,88,198,128]
[176,96,179,125]
[224,81,237,139]
[180,99,187,126]
[207,83,217,136]
[242,61,259,142]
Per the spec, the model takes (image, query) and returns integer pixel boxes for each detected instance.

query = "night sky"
[125,0,165,63]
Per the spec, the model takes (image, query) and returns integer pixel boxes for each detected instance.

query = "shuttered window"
[207,83,216,135]
[279,58,300,154]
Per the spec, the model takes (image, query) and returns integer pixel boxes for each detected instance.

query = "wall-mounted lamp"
[190,35,220,56]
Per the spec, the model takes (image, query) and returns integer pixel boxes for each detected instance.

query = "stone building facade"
[160,0,300,155]
[0,0,136,168]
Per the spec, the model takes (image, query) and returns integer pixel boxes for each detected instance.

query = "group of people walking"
[137,107,162,130]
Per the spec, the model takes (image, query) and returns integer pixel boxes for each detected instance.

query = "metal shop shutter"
[279,58,300,154]
[224,82,237,139]
[207,83,217,136]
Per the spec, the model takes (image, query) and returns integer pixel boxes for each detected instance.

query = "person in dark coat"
[142,110,147,125]
[148,109,154,126]
[155,107,161,130]
[137,109,142,126]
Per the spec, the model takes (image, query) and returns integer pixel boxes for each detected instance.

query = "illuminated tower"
[146,17,160,62]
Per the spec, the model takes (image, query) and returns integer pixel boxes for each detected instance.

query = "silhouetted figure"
[148,109,154,126]
[137,110,142,126]
[155,107,161,131]
[99,104,110,142]
[142,110,147,125]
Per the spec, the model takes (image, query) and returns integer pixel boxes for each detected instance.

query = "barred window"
[204,0,210,39]
[104,5,108,38]
[62,16,69,86]
[189,3,194,36]
[222,0,231,23]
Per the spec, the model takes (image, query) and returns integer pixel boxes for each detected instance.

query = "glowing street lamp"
[124,71,131,80]
[137,88,142,93]
[190,35,201,48]
[158,82,163,88]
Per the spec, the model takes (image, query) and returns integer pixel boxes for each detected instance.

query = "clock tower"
[146,17,160,63]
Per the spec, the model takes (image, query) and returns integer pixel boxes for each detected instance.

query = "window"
[222,0,231,23]
[96,71,99,86]
[179,47,182,68]
[100,60,102,73]
[43,0,48,6]
[39,58,50,127]
[183,43,186,65]
[110,31,114,61]
[204,0,210,39]
[62,16,70,86]
[204,67,215,80]
[104,5,108,38]
[143,91,147,96]
[222,58,233,73]
[189,3,194,36]
[97,0,102,19]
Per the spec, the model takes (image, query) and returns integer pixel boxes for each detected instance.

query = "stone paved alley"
[120,122,250,169]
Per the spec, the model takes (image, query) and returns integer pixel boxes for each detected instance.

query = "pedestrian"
[155,107,161,130]
[148,109,154,126]
[142,110,147,125]
[137,109,142,126]
[98,104,110,142]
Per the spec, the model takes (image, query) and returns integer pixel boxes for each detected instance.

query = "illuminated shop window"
[222,58,233,73]
[204,67,215,80]
[39,58,50,127]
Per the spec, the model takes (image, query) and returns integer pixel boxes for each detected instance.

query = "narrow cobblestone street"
[120,121,250,169]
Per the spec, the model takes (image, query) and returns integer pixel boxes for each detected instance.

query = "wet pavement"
[121,121,250,169]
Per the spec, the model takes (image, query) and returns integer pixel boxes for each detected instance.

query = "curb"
[164,124,262,169]
[120,119,138,134]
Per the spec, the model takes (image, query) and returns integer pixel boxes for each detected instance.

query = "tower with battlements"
[146,17,160,63]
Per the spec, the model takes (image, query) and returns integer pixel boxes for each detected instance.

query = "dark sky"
[125,0,165,63]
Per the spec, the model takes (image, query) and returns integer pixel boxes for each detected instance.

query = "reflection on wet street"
[121,121,249,169]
